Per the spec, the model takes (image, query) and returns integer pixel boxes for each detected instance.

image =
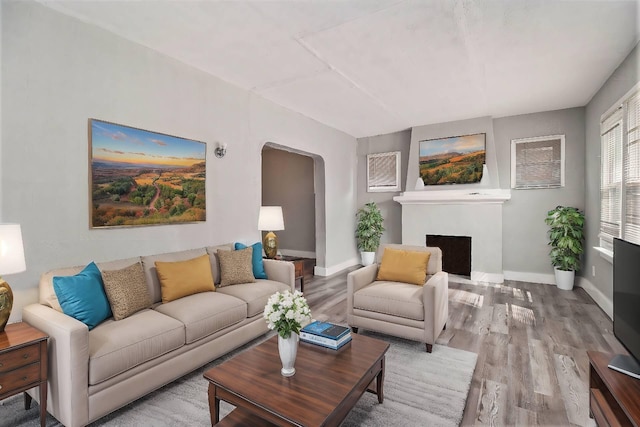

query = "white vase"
[554,267,575,291]
[361,251,376,266]
[278,333,299,377]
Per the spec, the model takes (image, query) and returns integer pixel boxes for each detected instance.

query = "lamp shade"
[0,224,26,275]
[258,206,284,231]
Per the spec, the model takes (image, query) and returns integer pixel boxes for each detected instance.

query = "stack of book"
[300,321,352,350]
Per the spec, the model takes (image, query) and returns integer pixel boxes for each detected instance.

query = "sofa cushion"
[155,254,215,303]
[154,292,247,344]
[206,244,233,284]
[376,247,431,286]
[234,242,267,279]
[218,247,256,287]
[53,262,112,330]
[102,262,151,320]
[89,309,185,385]
[141,248,207,304]
[353,281,424,321]
[216,280,290,317]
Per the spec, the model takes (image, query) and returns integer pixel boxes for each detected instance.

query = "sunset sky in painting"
[91,120,205,167]
[419,133,485,157]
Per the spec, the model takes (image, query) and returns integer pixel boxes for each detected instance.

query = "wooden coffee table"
[203,333,390,426]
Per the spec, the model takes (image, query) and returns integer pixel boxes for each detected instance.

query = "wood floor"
[303,268,623,426]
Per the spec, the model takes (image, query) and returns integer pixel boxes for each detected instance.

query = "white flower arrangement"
[263,290,311,338]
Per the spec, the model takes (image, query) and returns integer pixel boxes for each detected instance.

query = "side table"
[0,322,49,427]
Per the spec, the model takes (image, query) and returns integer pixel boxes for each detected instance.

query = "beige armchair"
[347,244,448,352]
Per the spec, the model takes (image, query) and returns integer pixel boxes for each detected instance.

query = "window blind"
[367,152,400,192]
[625,93,640,244]
[511,135,564,189]
[600,108,623,247]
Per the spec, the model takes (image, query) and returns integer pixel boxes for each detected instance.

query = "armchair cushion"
[376,247,431,286]
[353,281,424,321]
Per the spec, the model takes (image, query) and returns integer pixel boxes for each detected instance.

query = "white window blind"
[367,151,400,192]
[600,109,623,249]
[599,85,640,253]
[511,135,565,189]
[625,93,640,244]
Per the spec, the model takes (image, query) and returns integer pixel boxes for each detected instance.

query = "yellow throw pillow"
[155,254,215,303]
[376,248,431,286]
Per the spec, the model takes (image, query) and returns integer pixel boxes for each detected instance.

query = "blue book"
[301,334,352,350]
[301,321,350,340]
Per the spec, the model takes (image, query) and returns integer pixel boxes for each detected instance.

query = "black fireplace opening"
[426,234,471,277]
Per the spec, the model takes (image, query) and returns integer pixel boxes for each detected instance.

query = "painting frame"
[89,119,207,229]
[418,133,486,185]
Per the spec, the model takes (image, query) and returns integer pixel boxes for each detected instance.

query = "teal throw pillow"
[234,242,268,279]
[53,262,112,330]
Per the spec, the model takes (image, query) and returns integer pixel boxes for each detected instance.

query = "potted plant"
[545,206,585,290]
[355,202,385,266]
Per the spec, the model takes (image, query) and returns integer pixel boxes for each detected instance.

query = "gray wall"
[262,147,316,254]
[356,129,411,245]
[357,109,587,277]
[494,108,586,274]
[1,1,359,321]
[584,43,640,302]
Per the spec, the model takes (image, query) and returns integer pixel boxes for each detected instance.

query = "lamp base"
[0,278,14,332]
[263,231,279,259]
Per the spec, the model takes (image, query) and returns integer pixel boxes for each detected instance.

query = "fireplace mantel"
[393,188,511,205]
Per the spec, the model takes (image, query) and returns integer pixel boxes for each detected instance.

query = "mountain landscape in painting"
[419,134,485,185]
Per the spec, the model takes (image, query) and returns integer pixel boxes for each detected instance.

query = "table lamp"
[258,206,284,259]
[0,224,26,332]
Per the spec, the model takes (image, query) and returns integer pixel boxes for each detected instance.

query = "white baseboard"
[575,277,613,320]
[503,270,555,285]
[470,271,504,284]
[314,257,360,277]
[279,249,316,259]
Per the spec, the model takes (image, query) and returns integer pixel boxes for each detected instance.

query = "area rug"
[3,332,477,427]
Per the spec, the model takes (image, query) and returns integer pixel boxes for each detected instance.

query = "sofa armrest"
[22,304,90,427]
[263,259,295,291]
[347,264,379,315]
[422,271,449,343]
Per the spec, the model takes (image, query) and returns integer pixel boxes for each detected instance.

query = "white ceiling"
[41,0,640,138]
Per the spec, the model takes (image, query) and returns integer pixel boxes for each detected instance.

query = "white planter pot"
[278,332,298,377]
[554,268,575,291]
[361,251,376,266]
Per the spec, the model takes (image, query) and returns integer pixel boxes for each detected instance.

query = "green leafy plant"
[545,206,585,271]
[355,202,385,252]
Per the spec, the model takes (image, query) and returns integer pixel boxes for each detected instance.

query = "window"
[367,151,400,192]
[599,84,640,256]
[511,135,565,189]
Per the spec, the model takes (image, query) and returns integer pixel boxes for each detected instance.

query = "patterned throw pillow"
[218,247,256,287]
[102,262,151,320]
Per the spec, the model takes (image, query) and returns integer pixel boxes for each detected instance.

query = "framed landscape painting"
[419,133,486,185]
[89,119,206,228]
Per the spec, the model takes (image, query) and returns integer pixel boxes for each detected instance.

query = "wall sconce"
[214,143,227,158]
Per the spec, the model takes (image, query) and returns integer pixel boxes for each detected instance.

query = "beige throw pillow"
[101,262,151,320]
[218,247,256,287]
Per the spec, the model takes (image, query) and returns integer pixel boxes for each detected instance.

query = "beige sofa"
[347,244,448,352]
[22,244,294,427]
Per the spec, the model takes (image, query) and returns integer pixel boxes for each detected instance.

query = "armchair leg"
[443,323,446,330]
[426,343,433,353]
[351,327,359,334]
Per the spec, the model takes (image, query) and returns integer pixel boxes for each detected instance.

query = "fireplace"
[426,234,471,276]
[394,189,511,283]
